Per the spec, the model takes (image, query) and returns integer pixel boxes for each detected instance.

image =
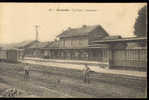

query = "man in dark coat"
[82,64,91,84]
[24,63,31,80]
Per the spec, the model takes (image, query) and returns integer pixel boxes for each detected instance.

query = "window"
[79,39,82,45]
[63,40,65,47]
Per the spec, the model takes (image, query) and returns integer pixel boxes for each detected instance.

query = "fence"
[112,49,147,70]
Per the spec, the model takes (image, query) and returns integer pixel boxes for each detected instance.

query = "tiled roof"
[28,42,50,49]
[45,41,59,48]
[15,40,38,48]
[57,25,108,38]
[103,35,122,40]
[0,47,17,50]
[126,42,147,49]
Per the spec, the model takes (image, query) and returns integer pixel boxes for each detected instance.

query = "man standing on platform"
[82,64,91,84]
[24,63,31,80]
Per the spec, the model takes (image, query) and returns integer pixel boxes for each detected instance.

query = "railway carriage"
[0,48,18,62]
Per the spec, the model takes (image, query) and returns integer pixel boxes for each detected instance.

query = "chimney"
[68,27,71,30]
[54,39,57,42]
[82,25,87,28]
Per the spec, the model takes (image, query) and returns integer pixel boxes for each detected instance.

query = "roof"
[103,35,122,40]
[0,47,19,50]
[126,42,139,49]
[0,43,20,50]
[57,25,108,38]
[40,41,56,49]
[28,42,50,49]
[45,41,59,48]
[126,42,147,49]
[93,37,147,43]
[15,40,38,48]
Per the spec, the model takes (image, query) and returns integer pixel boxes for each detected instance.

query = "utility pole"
[34,25,39,57]
[35,25,39,41]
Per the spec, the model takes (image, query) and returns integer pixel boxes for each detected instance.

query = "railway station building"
[13,24,147,70]
[43,25,111,61]
[42,25,147,70]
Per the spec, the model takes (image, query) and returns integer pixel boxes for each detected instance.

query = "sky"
[0,3,147,44]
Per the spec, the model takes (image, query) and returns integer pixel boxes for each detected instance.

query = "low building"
[15,40,39,58]
[26,41,50,57]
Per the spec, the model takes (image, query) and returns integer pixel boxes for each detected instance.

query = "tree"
[134,5,147,37]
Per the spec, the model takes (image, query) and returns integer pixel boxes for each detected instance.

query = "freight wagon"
[0,49,18,62]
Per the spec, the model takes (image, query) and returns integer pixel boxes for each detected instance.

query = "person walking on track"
[24,63,31,80]
[82,64,91,84]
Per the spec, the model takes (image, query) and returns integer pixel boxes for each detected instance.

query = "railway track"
[0,62,146,91]
[0,62,147,97]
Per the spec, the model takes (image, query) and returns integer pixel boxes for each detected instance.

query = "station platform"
[24,57,108,65]
[20,57,147,78]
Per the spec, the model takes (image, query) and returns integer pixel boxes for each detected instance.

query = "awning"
[88,44,110,48]
[93,37,147,43]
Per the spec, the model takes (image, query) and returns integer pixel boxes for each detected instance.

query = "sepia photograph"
[0,3,147,98]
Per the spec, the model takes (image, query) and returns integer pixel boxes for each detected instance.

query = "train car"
[0,48,18,62]
[0,49,7,61]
